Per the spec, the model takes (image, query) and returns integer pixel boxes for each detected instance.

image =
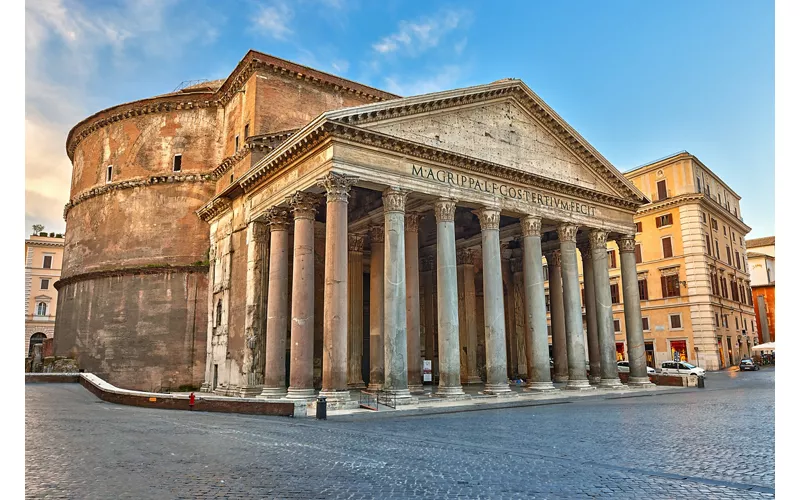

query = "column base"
[627,377,656,389]
[597,378,625,389]
[366,383,383,392]
[565,379,596,391]
[347,382,366,389]
[285,387,317,400]
[317,389,351,404]
[588,376,602,385]
[483,382,513,395]
[435,385,466,397]
[199,382,212,393]
[408,384,425,394]
[258,387,288,398]
[238,385,264,398]
[553,375,569,383]
[524,381,559,393]
[383,388,416,405]
[465,376,483,385]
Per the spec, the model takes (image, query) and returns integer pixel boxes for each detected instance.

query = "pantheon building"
[54,50,653,401]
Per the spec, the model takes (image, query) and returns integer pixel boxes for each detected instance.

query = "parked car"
[660,361,706,378]
[617,361,656,374]
[739,358,760,371]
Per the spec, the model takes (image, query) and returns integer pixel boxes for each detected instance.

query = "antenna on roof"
[172,79,211,92]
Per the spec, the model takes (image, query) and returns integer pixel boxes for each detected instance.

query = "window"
[40,279,49,290]
[608,250,617,269]
[215,300,222,327]
[613,319,621,332]
[642,317,650,331]
[705,234,711,255]
[705,183,710,195]
[735,317,739,330]
[734,207,738,218]
[543,265,549,281]
[635,221,643,233]
[235,135,240,152]
[638,278,649,300]
[634,244,643,264]
[710,273,719,296]
[721,277,728,299]
[655,213,673,227]
[722,315,728,328]
[106,165,113,183]
[36,302,47,316]
[656,180,667,200]
[715,240,720,259]
[752,320,756,332]
[173,154,182,172]
[731,281,739,301]
[735,251,741,270]
[244,123,250,139]
[696,177,702,193]
[723,226,727,236]
[744,319,747,332]
[726,246,731,265]
[610,283,620,304]
[715,313,720,327]
[28,332,47,357]
[581,287,585,306]
[669,313,682,329]
[711,218,718,230]
[662,236,673,258]
[42,255,52,269]
[545,292,551,313]
[702,212,707,224]
[230,173,234,184]
[661,274,680,298]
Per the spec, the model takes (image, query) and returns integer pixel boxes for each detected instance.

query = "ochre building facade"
[56,50,658,397]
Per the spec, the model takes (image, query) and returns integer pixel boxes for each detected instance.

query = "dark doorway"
[644,342,655,368]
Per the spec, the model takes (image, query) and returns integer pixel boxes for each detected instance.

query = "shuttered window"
[608,250,617,269]
[655,213,673,227]
[610,283,620,304]
[657,180,667,200]
[642,317,650,331]
[634,244,642,264]
[635,221,643,233]
[735,251,741,269]
[661,275,680,298]
[613,319,621,332]
[662,237,673,258]
[705,234,711,255]
[638,278,648,300]
[711,218,718,230]
[669,314,682,329]
[726,246,731,265]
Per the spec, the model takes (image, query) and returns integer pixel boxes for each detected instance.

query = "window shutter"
[635,244,642,264]
[611,250,617,269]
[661,276,668,297]
[666,213,673,225]
[662,237,673,258]
[655,216,662,228]
[636,221,642,233]
[657,180,667,200]
[705,235,711,255]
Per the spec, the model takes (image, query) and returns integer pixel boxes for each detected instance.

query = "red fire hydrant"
[189,392,196,410]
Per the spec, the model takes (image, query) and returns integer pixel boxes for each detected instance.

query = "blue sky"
[25,0,774,237]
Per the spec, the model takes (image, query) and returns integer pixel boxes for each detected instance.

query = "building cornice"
[24,240,64,248]
[624,151,743,200]
[196,196,233,223]
[63,173,213,220]
[210,130,299,181]
[634,192,752,234]
[54,264,209,290]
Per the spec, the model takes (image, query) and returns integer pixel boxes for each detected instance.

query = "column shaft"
[286,193,318,399]
[405,213,423,394]
[558,224,593,390]
[382,188,412,402]
[368,226,385,391]
[547,251,569,382]
[318,173,358,403]
[240,220,268,397]
[435,199,465,397]
[347,234,365,388]
[579,244,602,384]
[457,250,481,384]
[591,230,624,388]
[521,217,557,392]
[261,208,290,397]
[476,208,511,395]
[618,236,654,387]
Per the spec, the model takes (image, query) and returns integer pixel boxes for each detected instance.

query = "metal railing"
[377,390,397,409]
[359,391,378,411]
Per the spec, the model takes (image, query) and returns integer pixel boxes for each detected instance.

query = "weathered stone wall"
[54,270,207,391]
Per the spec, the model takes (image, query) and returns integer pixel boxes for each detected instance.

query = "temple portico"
[198,80,652,402]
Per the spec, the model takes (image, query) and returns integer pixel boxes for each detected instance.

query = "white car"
[617,361,656,374]
[660,361,706,378]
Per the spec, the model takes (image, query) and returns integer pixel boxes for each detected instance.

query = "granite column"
[347,234,365,389]
[618,235,654,387]
[558,223,593,390]
[590,229,624,388]
[260,208,290,398]
[545,250,569,383]
[405,212,423,394]
[368,225,385,391]
[578,243,602,384]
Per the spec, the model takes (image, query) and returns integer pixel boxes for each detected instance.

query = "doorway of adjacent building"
[670,340,688,362]
[645,342,655,368]
[28,332,46,357]
[717,337,725,368]
[726,337,734,366]
[213,364,218,390]
[615,342,625,361]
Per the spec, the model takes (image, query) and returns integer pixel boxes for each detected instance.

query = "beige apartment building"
[608,152,755,370]
[25,232,64,356]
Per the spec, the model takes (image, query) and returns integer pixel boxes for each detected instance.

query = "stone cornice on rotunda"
[65,50,399,162]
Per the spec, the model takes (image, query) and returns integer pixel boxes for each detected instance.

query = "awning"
[752,342,775,352]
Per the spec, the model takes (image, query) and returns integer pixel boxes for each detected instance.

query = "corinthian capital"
[547,249,562,267]
[521,216,542,237]
[265,207,290,231]
[382,187,409,213]
[405,212,421,232]
[588,229,608,250]
[616,235,636,254]
[576,242,591,259]
[557,223,578,243]
[316,172,358,202]
[456,248,474,266]
[348,233,365,252]
[369,224,384,244]
[434,198,457,222]
[420,255,435,272]
[474,207,501,230]
[287,191,320,220]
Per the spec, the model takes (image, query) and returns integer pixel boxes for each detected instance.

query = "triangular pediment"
[326,80,648,204]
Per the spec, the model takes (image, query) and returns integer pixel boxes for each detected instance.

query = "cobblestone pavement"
[26,368,774,499]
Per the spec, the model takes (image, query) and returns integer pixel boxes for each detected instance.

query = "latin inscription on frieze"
[412,165,597,217]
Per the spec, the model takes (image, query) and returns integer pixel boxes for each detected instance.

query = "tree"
[32,224,44,235]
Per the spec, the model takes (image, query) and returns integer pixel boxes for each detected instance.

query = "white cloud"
[331,59,350,74]
[253,1,293,40]
[383,65,463,97]
[373,9,467,56]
